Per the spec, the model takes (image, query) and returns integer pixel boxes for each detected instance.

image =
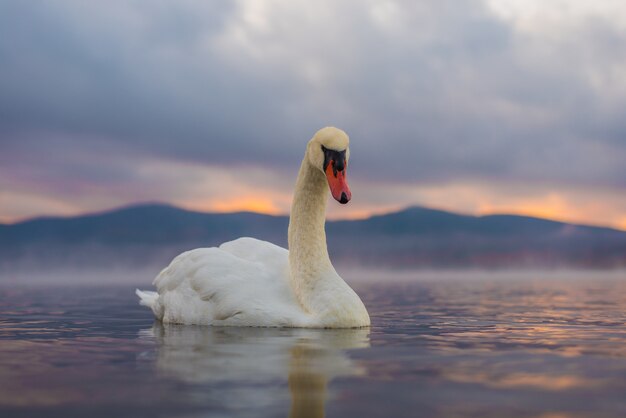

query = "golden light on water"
[444,371,597,391]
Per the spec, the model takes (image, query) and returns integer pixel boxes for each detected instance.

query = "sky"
[1,0,625,229]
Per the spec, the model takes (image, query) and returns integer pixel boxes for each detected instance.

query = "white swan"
[136,127,370,328]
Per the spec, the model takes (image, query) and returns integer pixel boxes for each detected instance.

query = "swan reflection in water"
[140,324,370,417]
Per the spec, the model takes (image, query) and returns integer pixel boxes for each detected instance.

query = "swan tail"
[136,289,163,319]
[136,289,158,307]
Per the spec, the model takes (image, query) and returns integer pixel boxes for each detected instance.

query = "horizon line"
[2,201,625,233]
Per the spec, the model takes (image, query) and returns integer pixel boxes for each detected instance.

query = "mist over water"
[1,273,626,418]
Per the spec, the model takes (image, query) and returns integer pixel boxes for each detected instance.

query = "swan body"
[137,127,370,328]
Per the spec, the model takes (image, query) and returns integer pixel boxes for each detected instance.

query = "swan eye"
[321,145,347,174]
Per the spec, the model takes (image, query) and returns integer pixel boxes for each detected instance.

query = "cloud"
[0,131,296,221]
[0,1,625,225]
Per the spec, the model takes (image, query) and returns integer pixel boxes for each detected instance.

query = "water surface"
[1,276,626,417]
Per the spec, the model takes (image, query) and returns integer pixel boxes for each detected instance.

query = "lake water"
[1,275,626,417]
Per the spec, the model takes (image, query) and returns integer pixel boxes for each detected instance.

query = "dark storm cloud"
[1,0,625,189]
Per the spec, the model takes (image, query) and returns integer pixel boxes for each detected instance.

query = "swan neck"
[286,142,370,327]
[288,156,332,277]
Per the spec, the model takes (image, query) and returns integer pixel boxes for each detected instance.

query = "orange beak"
[325,161,351,204]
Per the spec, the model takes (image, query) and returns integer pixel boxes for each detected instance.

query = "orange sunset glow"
[1,178,625,231]
[189,197,285,216]
[180,195,626,230]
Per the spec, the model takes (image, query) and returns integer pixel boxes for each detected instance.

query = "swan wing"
[149,238,309,327]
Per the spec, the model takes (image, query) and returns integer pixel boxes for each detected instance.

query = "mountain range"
[1,203,625,276]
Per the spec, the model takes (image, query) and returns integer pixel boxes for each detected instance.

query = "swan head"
[307,127,351,204]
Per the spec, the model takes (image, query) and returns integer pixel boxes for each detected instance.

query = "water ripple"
[1,276,626,417]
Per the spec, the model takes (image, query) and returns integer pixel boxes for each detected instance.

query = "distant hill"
[1,204,625,275]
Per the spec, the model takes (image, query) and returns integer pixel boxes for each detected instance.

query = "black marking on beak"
[322,145,347,177]
[339,192,349,204]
